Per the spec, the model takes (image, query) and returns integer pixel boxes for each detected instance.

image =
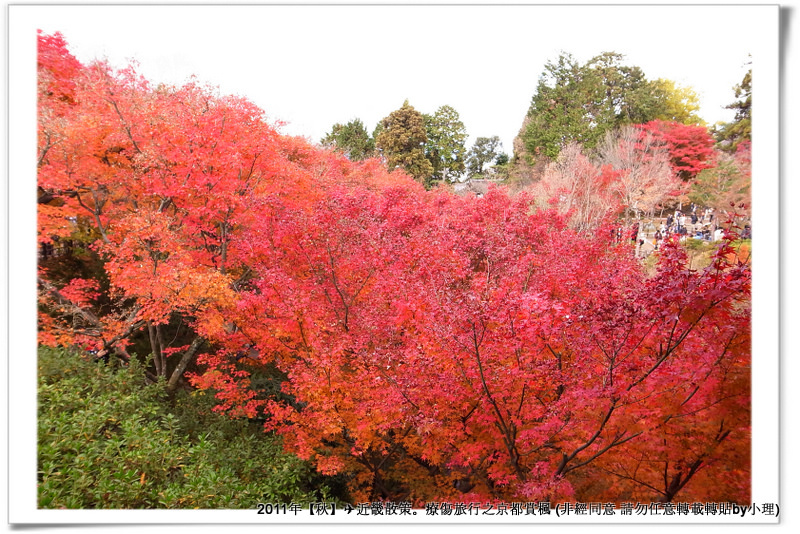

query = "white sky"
[24,3,756,157]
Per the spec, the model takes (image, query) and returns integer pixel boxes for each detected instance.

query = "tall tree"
[519,52,608,161]
[375,100,434,185]
[515,52,704,164]
[321,118,375,161]
[424,105,468,184]
[715,68,752,152]
[465,135,502,178]
[586,51,654,125]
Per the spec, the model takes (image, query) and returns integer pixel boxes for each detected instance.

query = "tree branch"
[166,336,204,393]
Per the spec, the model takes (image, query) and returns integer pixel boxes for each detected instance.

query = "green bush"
[38,347,339,508]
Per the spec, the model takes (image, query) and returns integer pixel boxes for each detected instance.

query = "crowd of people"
[614,205,752,258]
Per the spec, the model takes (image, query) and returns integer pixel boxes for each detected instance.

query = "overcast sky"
[21,3,761,157]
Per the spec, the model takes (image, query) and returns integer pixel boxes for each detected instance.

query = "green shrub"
[37,347,339,508]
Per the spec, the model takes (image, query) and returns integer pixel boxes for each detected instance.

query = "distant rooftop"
[453,178,505,197]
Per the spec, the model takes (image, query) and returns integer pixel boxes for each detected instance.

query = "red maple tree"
[638,120,717,181]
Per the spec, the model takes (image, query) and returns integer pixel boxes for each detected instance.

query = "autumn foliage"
[38,32,751,505]
[638,120,717,181]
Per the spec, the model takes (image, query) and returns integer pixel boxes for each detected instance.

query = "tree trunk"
[166,336,204,393]
[147,321,163,376]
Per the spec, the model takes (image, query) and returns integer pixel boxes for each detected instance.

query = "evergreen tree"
[520,53,607,161]
[321,119,375,161]
[375,100,434,185]
[424,105,468,184]
[516,52,704,163]
[466,136,503,178]
[714,68,751,152]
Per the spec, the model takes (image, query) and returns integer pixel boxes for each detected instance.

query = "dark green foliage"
[320,118,376,161]
[520,53,611,160]
[37,347,340,508]
[518,52,692,162]
[714,69,751,152]
[423,105,468,184]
